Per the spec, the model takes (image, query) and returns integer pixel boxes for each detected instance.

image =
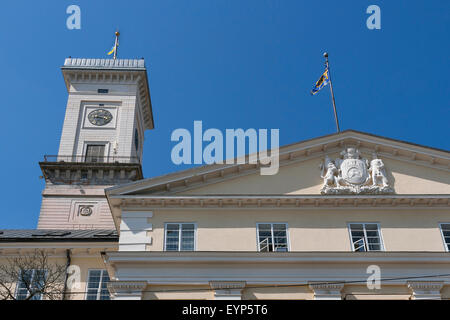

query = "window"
[349,223,384,252]
[97,89,109,94]
[86,270,110,300]
[257,223,288,252]
[15,269,47,300]
[164,223,196,251]
[134,128,139,152]
[440,224,450,252]
[85,144,105,163]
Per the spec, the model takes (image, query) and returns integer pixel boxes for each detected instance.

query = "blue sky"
[0,1,448,228]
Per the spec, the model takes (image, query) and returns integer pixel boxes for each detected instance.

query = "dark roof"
[0,229,118,242]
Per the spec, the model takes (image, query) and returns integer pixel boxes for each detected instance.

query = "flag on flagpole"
[107,32,119,56]
[310,68,330,95]
[107,44,117,56]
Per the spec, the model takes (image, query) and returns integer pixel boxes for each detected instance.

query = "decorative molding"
[209,281,246,290]
[108,281,147,300]
[110,195,450,210]
[40,161,143,185]
[407,281,444,300]
[108,281,147,291]
[209,281,246,300]
[79,205,93,216]
[70,201,99,223]
[407,281,444,291]
[308,282,345,291]
[309,282,344,300]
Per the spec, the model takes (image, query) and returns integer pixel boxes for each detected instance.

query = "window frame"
[84,269,111,300]
[439,223,450,252]
[347,222,385,252]
[84,143,107,163]
[163,222,197,252]
[256,223,290,252]
[14,269,47,300]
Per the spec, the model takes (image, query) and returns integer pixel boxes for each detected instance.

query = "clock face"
[88,109,113,126]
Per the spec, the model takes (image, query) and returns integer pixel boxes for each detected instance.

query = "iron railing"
[43,155,140,164]
[258,238,288,252]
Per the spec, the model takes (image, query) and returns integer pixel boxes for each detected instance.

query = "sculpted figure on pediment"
[320,147,394,195]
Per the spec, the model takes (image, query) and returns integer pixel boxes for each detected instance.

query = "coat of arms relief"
[319,147,394,195]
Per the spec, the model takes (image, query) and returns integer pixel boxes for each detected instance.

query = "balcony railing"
[43,155,140,164]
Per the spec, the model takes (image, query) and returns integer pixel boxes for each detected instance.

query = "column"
[209,281,246,300]
[407,281,443,300]
[308,282,344,300]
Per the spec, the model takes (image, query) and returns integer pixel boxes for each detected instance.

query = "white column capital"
[108,281,147,300]
[308,282,344,300]
[209,281,246,300]
[407,281,444,300]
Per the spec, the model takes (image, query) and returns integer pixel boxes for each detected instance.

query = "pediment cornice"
[106,130,449,197]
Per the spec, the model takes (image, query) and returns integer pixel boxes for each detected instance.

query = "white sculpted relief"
[320,147,394,195]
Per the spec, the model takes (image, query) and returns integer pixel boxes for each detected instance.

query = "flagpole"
[113,31,120,60]
[324,52,340,133]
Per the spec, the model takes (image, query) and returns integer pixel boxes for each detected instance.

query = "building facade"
[1,57,449,300]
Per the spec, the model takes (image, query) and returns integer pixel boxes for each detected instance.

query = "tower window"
[134,129,139,152]
[85,145,105,163]
[97,89,109,94]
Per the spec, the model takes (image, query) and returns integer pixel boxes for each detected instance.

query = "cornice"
[103,251,450,265]
[61,58,154,130]
[110,194,450,210]
[106,131,449,197]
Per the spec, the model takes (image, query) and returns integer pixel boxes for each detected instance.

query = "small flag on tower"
[107,44,117,56]
[310,68,330,95]
[107,31,120,59]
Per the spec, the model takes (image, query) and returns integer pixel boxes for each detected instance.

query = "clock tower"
[38,58,154,229]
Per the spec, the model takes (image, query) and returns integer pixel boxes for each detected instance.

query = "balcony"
[40,155,143,185]
[43,155,140,164]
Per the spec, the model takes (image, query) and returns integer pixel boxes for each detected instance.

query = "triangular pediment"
[106,130,450,198]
